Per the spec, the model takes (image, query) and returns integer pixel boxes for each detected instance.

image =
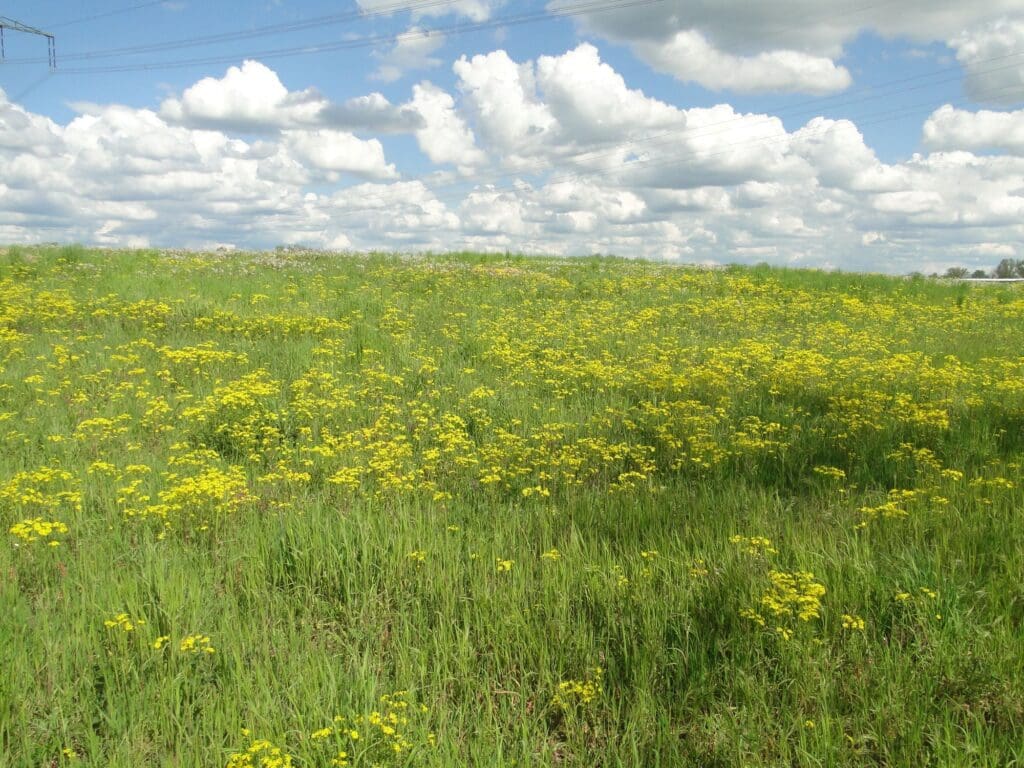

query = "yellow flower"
[104,613,145,633]
[496,558,514,572]
[841,614,866,631]
[179,634,215,654]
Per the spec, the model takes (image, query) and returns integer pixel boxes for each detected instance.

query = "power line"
[0,15,56,68]
[15,0,665,72]
[39,0,501,58]
[47,0,169,30]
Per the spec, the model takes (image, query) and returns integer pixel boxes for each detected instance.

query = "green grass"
[1,246,1022,767]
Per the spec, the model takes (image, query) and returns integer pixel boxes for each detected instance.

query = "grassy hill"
[2,245,1022,766]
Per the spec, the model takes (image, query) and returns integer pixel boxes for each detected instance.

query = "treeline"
[938,258,1024,279]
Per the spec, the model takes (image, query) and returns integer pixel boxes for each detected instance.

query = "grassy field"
[1,245,1023,767]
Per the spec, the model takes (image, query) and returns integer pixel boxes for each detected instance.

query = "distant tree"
[993,258,1023,278]
[971,269,988,278]
[943,267,969,278]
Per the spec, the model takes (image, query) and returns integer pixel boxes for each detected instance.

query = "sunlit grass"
[1,245,1022,767]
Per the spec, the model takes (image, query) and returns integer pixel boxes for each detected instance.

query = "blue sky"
[1,1,1023,272]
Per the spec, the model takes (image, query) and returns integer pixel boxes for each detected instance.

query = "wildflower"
[496,558,514,572]
[730,535,778,557]
[812,465,846,480]
[104,613,145,632]
[540,548,561,561]
[9,517,69,545]
[739,608,767,627]
[553,666,604,709]
[179,634,215,654]
[841,614,866,631]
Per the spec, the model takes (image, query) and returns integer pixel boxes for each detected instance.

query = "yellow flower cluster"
[226,738,293,768]
[841,614,866,631]
[553,666,604,710]
[762,571,827,622]
[178,634,216,655]
[730,535,779,557]
[233,691,434,768]
[9,517,68,546]
[742,569,827,640]
[104,613,146,632]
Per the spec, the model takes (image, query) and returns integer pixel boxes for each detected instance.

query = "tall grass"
[0,247,1022,767]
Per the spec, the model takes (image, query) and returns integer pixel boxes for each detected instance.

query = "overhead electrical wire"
[4,0,1021,231]
[46,0,171,30]
[38,0,511,59]
[3,0,666,70]
[9,0,898,67]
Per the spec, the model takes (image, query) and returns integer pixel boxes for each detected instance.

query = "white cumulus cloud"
[634,29,851,95]
[949,17,1024,104]
[550,0,1021,94]
[161,60,423,133]
[409,82,487,172]
[923,104,1024,154]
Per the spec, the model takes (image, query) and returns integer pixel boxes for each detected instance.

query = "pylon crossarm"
[0,15,56,68]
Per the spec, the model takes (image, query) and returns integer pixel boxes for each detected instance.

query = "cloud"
[0,84,404,249]
[371,27,446,82]
[160,61,322,132]
[454,44,796,188]
[949,18,1024,104]
[550,0,1020,93]
[453,49,557,168]
[533,44,683,142]
[317,93,424,133]
[923,104,1024,154]
[634,30,851,95]
[355,0,504,22]
[4,53,1024,274]
[409,82,487,172]
[282,130,397,180]
[160,60,423,133]
[790,118,907,192]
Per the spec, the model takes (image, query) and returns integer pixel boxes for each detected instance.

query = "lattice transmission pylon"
[0,15,56,68]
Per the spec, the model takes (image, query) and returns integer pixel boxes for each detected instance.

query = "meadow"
[1,245,1022,767]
